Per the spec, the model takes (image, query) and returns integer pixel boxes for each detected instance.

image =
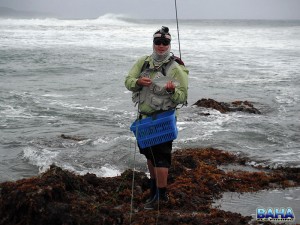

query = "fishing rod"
[174,0,182,59]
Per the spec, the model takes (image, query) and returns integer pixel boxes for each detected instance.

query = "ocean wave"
[92,135,135,147]
[62,163,121,177]
[93,13,135,26]
[0,104,33,119]
[0,13,135,27]
[0,17,60,26]
[22,147,59,173]
[22,146,121,177]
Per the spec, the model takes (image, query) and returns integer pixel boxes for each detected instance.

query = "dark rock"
[193,98,261,114]
[60,134,86,141]
[193,98,229,113]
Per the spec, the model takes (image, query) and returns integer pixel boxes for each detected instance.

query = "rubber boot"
[144,187,169,210]
[145,178,157,203]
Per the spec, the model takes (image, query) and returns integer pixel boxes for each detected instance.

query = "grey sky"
[0,0,299,20]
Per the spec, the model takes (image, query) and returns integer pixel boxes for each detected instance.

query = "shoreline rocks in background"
[193,98,261,114]
[1,148,299,225]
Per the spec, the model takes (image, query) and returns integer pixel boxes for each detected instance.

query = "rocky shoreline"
[1,100,298,225]
[1,148,299,225]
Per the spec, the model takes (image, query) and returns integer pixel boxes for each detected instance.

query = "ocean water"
[0,15,299,183]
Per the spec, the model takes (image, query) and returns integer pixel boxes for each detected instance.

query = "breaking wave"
[0,13,135,27]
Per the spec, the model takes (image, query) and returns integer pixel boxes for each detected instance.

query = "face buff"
[151,44,171,67]
[152,26,172,67]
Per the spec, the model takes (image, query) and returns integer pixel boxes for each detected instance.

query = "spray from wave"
[0,13,136,27]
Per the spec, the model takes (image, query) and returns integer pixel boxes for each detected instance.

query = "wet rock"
[193,98,261,114]
[193,98,229,113]
[230,100,261,114]
[1,148,299,225]
[60,134,86,141]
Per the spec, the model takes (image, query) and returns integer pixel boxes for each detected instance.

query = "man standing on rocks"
[125,26,188,209]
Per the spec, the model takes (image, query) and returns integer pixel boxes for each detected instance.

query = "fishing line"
[149,148,160,225]
[129,104,161,224]
[129,92,141,224]
[129,127,138,224]
[174,0,182,59]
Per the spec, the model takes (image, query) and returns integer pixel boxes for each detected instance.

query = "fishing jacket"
[125,55,188,115]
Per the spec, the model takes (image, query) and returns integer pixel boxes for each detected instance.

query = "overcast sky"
[0,0,299,20]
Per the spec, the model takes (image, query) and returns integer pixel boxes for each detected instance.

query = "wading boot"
[144,187,169,210]
[145,178,157,203]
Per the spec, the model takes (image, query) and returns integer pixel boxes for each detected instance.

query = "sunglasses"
[153,39,170,46]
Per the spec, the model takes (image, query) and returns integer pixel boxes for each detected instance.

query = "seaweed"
[1,148,299,225]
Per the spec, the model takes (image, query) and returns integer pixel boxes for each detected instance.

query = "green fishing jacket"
[125,55,188,115]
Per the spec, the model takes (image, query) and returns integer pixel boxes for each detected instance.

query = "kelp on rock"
[1,148,299,225]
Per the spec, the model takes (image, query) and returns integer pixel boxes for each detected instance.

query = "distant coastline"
[0,7,57,19]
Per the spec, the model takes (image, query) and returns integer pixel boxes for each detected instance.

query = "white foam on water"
[48,99,108,111]
[93,136,110,145]
[22,147,59,173]
[0,14,135,27]
[0,104,32,119]
[93,14,135,26]
[41,93,65,98]
[93,135,135,147]
[61,163,121,178]
[0,14,145,50]
[86,164,121,177]
[22,146,121,178]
